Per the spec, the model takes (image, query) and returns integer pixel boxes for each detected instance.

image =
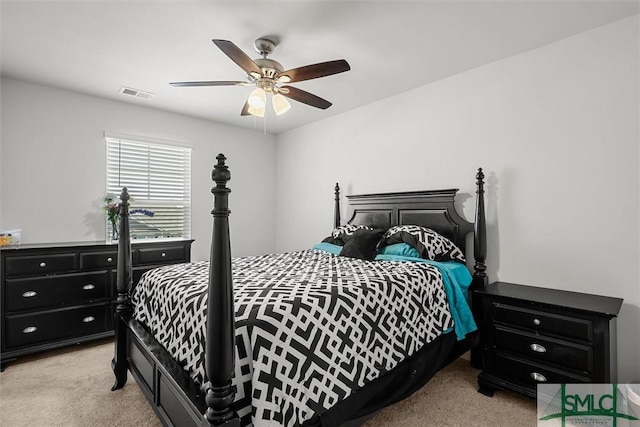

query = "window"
[106,134,191,240]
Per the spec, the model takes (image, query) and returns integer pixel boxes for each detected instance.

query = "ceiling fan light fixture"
[171,38,351,118]
[272,93,291,115]
[248,87,266,108]
[248,103,265,117]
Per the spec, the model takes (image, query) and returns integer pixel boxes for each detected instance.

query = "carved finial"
[476,168,485,193]
[212,154,231,187]
[119,187,130,203]
[118,187,130,217]
[211,154,231,216]
[334,183,340,197]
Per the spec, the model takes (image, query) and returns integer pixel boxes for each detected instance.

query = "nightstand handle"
[22,290,37,298]
[23,326,37,334]
[530,372,547,382]
[39,262,46,268]
[82,284,95,290]
[530,343,547,353]
[82,316,95,323]
[533,318,541,326]
[107,257,113,263]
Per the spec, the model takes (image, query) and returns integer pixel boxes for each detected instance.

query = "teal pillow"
[312,242,343,255]
[378,243,421,258]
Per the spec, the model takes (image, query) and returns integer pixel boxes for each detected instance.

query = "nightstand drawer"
[5,253,76,277]
[138,245,186,264]
[494,303,592,342]
[494,326,592,373]
[80,251,118,269]
[5,304,109,349]
[5,271,110,312]
[494,353,590,386]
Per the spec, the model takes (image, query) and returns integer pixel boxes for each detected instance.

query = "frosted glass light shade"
[272,93,291,115]
[248,104,265,117]
[247,88,266,108]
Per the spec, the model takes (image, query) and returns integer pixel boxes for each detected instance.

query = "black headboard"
[344,189,473,254]
[333,168,487,292]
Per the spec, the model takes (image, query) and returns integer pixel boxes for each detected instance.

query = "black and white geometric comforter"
[132,249,455,427]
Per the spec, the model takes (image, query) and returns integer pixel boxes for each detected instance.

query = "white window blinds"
[106,136,191,240]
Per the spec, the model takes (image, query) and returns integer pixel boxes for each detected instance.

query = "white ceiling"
[2,1,638,134]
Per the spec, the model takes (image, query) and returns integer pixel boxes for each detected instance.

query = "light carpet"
[0,339,536,426]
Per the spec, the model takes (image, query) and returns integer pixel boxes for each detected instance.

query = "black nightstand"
[474,281,623,398]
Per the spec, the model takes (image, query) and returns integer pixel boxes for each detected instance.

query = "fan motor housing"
[254,58,283,79]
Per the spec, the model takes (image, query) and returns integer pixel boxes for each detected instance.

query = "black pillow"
[339,229,386,261]
[321,235,345,246]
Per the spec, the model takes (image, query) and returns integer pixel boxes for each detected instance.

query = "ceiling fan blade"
[277,59,350,83]
[240,101,251,116]
[170,81,250,87]
[212,39,262,77]
[280,86,332,109]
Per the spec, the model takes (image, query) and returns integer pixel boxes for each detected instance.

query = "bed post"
[111,187,132,391]
[334,183,341,228]
[471,168,487,291]
[204,154,240,427]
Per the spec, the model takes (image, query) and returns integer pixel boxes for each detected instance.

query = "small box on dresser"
[475,281,623,398]
[1,239,193,369]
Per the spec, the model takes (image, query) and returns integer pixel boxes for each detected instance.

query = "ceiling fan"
[170,38,351,117]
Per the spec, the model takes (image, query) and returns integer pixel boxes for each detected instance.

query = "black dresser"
[1,239,193,368]
[474,281,623,398]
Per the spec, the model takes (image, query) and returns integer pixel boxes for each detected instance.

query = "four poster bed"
[111,153,488,427]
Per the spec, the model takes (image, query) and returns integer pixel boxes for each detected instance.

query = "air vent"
[118,86,155,100]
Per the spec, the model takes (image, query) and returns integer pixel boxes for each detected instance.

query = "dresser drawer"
[80,250,118,270]
[4,304,110,349]
[494,353,590,386]
[138,245,187,264]
[5,253,76,277]
[5,271,110,312]
[494,326,593,374]
[493,303,592,342]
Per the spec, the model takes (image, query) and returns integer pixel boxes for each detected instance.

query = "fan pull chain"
[263,112,267,135]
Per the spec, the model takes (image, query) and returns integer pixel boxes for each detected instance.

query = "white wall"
[1,15,637,382]
[0,78,277,261]
[275,16,640,381]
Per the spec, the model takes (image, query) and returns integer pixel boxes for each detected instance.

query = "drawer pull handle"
[82,316,95,323]
[23,326,38,334]
[107,257,113,263]
[39,262,46,268]
[530,343,547,353]
[83,284,95,291]
[22,290,37,298]
[533,318,541,326]
[530,372,547,382]
[161,252,166,257]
